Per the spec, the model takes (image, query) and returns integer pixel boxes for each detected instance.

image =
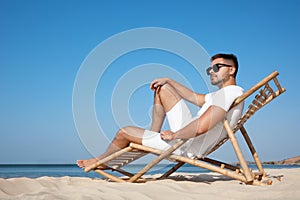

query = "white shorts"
[166,99,193,132]
[142,99,194,155]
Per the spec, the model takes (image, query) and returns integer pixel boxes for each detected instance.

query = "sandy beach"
[0,168,299,200]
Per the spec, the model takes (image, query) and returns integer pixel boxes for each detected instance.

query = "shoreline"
[1,168,299,200]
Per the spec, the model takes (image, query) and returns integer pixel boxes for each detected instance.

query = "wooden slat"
[107,162,128,168]
[256,94,264,103]
[252,99,261,108]
[265,83,276,97]
[108,159,132,164]
[231,71,279,108]
[273,77,285,93]
[260,88,269,99]
[105,151,147,169]
[85,146,133,172]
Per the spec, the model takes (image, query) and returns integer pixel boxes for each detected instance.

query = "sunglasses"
[206,63,232,75]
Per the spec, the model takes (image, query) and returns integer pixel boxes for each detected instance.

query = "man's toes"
[76,160,84,168]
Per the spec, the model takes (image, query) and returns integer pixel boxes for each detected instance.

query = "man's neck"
[217,79,237,89]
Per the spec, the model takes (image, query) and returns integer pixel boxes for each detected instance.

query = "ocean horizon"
[1,163,299,179]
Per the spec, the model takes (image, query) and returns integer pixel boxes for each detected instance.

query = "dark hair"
[210,53,239,78]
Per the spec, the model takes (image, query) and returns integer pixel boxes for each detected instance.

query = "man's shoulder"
[220,85,244,94]
[210,85,244,95]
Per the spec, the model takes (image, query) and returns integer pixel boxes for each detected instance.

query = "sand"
[0,168,299,200]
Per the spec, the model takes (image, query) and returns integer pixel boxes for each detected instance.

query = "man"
[77,53,244,169]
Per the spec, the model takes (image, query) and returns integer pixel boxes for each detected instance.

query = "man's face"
[208,58,234,86]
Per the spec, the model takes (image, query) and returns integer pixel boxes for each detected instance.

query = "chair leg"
[224,120,253,183]
[240,125,265,177]
[128,139,186,182]
[112,167,135,178]
[94,169,126,182]
[158,162,185,179]
[199,157,240,172]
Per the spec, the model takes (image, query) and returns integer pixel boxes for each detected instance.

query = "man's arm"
[150,78,205,107]
[160,105,226,140]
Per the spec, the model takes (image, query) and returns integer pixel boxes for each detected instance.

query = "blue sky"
[0,0,299,164]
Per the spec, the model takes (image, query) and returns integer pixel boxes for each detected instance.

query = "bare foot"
[77,158,109,170]
[76,158,98,169]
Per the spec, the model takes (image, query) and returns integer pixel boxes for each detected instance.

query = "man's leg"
[77,83,183,169]
[150,84,183,132]
[77,126,145,169]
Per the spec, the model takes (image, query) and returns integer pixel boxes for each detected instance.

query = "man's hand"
[150,78,168,91]
[160,130,175,141]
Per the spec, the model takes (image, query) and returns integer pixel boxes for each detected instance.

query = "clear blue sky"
[0,0,299,164]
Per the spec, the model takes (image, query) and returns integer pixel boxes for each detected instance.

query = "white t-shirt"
[182,85,244,158]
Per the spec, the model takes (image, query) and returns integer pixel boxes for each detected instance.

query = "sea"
[0,164,299,179]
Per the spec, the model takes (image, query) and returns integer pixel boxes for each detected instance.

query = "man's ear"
[230,66,236,76]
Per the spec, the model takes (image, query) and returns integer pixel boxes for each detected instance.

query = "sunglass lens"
[206,65,220,75]
[206,67,212,75]
[212,64,220,72]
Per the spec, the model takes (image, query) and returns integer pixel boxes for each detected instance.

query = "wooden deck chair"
[84,71,285,185]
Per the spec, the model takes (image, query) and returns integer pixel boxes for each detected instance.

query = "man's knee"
[116,127,128,139]
[158,83,180,100]
[157,83,172,96]
[117,126,133,138]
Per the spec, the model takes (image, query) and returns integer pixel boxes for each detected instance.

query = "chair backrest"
[232,71,285,132]
[205,71,285,156]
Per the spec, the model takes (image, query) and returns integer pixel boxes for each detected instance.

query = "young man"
[77,53,244,169]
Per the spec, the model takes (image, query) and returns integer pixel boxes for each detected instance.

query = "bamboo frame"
[84,71,285,186]
[129,143,270,186]
[240,125,265,177]
[224,119,253,183]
